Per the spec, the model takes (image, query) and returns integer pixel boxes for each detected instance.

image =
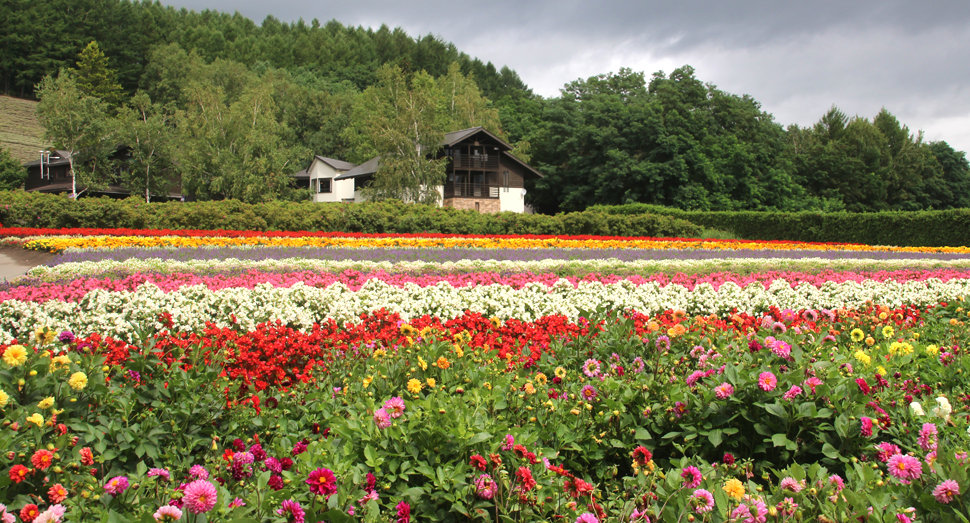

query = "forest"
[2,0,969,212]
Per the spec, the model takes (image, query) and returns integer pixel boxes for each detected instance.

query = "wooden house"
[311,127,542,213]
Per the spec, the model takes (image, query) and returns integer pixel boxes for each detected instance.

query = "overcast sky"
[160,0,970,153]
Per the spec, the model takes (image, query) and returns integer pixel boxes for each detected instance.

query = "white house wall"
[499,188,526,213]
[309,161,354,203]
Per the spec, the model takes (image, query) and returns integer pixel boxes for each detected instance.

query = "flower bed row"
[0,274,967,343]
[6,268,970,304]
[18,234,970,255]
[1,301,969,522]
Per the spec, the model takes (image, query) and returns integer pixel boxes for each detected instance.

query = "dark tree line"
[7,0,969,212]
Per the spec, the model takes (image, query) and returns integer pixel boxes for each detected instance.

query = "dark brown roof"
[22,150,71,168]
[334,156,380,180]
[315,156,357,171]
[441,127,514,151]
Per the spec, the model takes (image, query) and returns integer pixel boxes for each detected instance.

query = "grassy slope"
[0,95,47,163]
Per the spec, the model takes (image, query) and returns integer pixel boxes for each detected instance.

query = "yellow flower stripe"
[19,235,970,254]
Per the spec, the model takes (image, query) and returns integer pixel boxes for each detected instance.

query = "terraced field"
[0,95,47,163]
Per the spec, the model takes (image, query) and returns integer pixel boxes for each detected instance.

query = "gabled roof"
[22,150,71,168]
[502,151,544,179]
[441,127,514,151]
[315,156,357,171]
[334,156,380,180]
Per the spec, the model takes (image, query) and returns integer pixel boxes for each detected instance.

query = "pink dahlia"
[758,372,777,392]
[919,423,938,451]
[875,442,902,462]
[782,385,802,401]
[887,454,923,481]
[475,474,497,499]
[277,500,305,523]
[153,505,182,522]
[383,397,406,418]
[933,479,960,504]
[374,408,392,429]
[714,382,734,400]
[188,465,209,480]
[104,476,130,496]
[583,359,601,377]
[692,489,715,513]
[396,501,411,523]
[575,513,599,523]
[681,466,702,488]
[861,417,874,437]
[780,477,803,492]
[306,468,338,498]
[183,480,218,514]
[148,468,171,481]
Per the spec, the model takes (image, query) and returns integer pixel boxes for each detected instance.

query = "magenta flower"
[780,477,803,492]
[919,423,938,451]
[306,468,338,498]
[758,372,777,392]
[933,479,960,504]
[501,434,515,451]
[188,465,209,480]
[277,500,305,523]
[782,385,802,401]
[374,408,392,429]
[475,474,497,499]
[147,468,170,481]
[861,417,874,437]
[681,466,702,488]
[804,377,823,394]
[580,385,598,402]
[875,442,902,462]
[692,489,715,513]
[714,382,734,400]
[183,480,218,514]
[575,513,599,523]
[153,505,183,522]
[104,476,130,496]
[887,454,923,481]
[396,501,411,523]
[384,397,406,418]
[582,359,601,378]
[228,498,246,508]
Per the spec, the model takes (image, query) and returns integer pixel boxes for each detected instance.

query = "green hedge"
[0,192,703,238]
[589,203,970,247]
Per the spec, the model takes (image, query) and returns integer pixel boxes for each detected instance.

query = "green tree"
[71,41,125,106]
[35,71,115,198]
[115,93,176,202]
[346,65,447,205]
[0,147,27,190]
[174,77,307,202]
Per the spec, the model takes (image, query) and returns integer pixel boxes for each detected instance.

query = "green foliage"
[590,203,970,247]
[0,147,26,190]
[71,41,125,106]
[35,70,115,198]
[0,192,704,238]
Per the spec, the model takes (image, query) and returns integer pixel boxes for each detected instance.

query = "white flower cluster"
[1,276,969,342]
[25,256,970,280]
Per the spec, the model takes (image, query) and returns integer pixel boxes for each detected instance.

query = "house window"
[503,171,509,192]
[317,178,332,194]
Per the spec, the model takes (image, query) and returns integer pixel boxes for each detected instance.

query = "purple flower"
[104,476,130,496]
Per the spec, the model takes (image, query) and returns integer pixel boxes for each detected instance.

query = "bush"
[590,203,970,247]
[0,192,704,238]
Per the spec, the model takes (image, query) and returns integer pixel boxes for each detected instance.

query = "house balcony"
[450,154,499,170]
[444,183,501,199]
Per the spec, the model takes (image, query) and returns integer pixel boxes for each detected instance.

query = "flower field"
[2,228,970,523]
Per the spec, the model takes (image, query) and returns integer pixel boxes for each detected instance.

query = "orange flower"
[667,324,687,338]
[48,483,68,503]
[435,356,450,370]
[30,449,53,471]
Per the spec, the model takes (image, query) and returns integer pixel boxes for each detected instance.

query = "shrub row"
[0,192,703,237]
[589,203,970,247]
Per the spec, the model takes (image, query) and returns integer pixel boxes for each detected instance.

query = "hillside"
[0,95,46,163]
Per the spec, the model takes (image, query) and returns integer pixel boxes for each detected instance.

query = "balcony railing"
[450,154,499,170]
[444,183,501,199]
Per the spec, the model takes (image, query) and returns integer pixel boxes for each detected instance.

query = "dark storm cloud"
[158,0,970,152]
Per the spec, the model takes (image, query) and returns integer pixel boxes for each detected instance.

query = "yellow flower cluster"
[407,379,423,394]
[3,345,28,367]
[69,371,88,391]
[26,413,44,427]
[0,389,9,408]
[22,234,970,254]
